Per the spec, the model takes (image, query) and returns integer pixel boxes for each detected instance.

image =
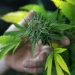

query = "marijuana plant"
[0,9,74,75]
[0,0,75,75]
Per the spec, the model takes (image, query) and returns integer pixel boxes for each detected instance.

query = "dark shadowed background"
[0,0,56,35]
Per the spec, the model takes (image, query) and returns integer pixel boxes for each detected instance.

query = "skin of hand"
[4,10,70,74]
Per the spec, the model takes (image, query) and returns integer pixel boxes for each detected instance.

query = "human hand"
[5,10,70,74]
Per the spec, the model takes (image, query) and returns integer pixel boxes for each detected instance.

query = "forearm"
[0,57,9,75]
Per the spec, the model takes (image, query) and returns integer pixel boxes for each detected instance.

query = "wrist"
[0,57,10,74]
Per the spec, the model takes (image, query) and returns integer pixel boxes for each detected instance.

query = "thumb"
[19,10,34,27]
[6,10,34,31]
[57,36,70,46]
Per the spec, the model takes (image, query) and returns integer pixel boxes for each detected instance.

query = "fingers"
[19,10,34,27]
[57,36,70,46]
[24,67,44,74]
[6,10,34,31]
[23,57,45,68]
[23,46,52,68]
[23,46,52,74]
[23,58,44,74]
[23,57,44,74]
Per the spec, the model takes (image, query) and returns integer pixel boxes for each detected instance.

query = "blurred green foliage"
[1,0,75,75]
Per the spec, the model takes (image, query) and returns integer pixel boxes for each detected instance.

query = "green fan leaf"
[50,34,63,40]
[66,0,75,6]
[54,48,67,53]
[45,52,53,75]
[54,55,64,75]
[4,30,25,36]
[20,4,48,18]
[12,42,20,54]
[0,43,16,58]
[0,36,14,44]
[0,43,12,50]
[20,4,39,11]
[0,36,21,58]
[55,53,70,75]
[52,0,75,21]
[49,9,58,23]
[52,24,75,31]
[13,23,25,30]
